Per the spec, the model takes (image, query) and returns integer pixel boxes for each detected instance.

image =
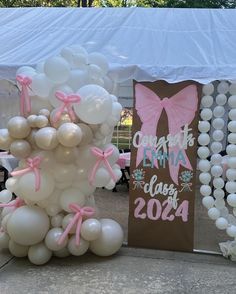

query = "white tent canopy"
[0,7,236,84]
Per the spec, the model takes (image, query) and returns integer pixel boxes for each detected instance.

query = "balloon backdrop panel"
[0,46,124,265]
[199,81,236,260]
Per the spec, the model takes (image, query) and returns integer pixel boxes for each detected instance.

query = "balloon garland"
[0,46,124,265]
[198,81,236,259]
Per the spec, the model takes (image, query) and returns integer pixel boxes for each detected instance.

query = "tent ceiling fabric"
[0,7,236,83]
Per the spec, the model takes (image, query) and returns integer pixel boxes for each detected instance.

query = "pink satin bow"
[58,204,95,246]
[16,74,32,116]
[135,84,198,185]
[89,147,117,185]
[52,91,81,125]
[11,156,42,191]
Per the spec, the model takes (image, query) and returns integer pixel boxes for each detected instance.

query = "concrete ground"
[1,247,236,294]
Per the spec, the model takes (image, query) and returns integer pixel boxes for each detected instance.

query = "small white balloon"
[197,147,210,159]
[228,133,236,144]
[212,118,224,130]
[0,189,12,204]
[212,130,224,142]
[208,208,220,220]
[31,74,52,97]
[81,219,102,241]
[5,178,18,193]
[45,228,68,251]
[225,181,236,194]
[213,106,225,118]
[28,242,52,265]
[228,121,236,133]
[199,172,211,184]
[226,144,236,157]
[229,109,236,120]
[228,157,236,168]
[35,127,59,150]
[210,142,223,153]
[198,121,210,133]
[226,225,236,238]
[210,165,223,177]
[62,214,76,234]
[44,56,70,84]
[213,177,225,189]
[217,81,229,94]
[198,159,211,172]
[198,133,210,146]
[228,95,236,108]
[200,185,212,196]
[200,109,213,121]
[57,123,82,147]
[201,95,213,108]
[8,240,29,257]
[67,236,89,256]
[216,94,227,105]
[59,188,85,212]
[51,214,64,227]
[213,189,225,199]
[226,169,236,181]
[202,196,214,209]
[215,217,228,230]
[202,83,214,95]
[227,194,236,207]
[210,154,222,165]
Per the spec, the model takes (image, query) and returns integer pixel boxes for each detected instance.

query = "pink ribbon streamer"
[11,156,42,191]
[58,204,95,246]
[135,84,198,185]
[52,91,81,125]
[89,147,117,185]
[0,197,25,209]
[16,74,32,116]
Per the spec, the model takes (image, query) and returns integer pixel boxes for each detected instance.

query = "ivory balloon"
[31,74,52,97]
[54,145,77,164]
[30,95,53,114]
[44,56,70,84]
[18,171,55,201]
[81,219,102,241]
[90,219,124,256]
[10,140,31,158]
[57,123,82,147]
[53,163,76,182]
[35,127,59,150]
[0,189,12,203]
[51,213,64,227]
[50,109,72,129]
[74,85,112,124]
[67,236,89,256]
[0,129,13,150]
[59,188,85,212]
[8,240,29,257]
[77,123,93,146]
[62,214,76,233]
[35,115,48,128]
[53,247,70,258]
[5,177,18,193]
[28,242,52,265]
[7,206,50,246]
[45,228,68,251]
[7,116,31,139]
[73,180,96,196]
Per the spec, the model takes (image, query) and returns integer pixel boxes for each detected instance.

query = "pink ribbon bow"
[58,204,95,246]
[52,91,81,125]
[16,74,32,116]
[11,156,42,191]
[89,147,117,185]
[0,197,25,209]
[135,84,198,185]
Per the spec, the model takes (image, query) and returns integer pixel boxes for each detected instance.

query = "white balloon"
[202,83,214,95]
[59,188,85,212]
[228,133,236,144]
[216,94,227,105]
[198,133,210,146]
[217,81,229,94]
[31,74,52,97]
[226,144,236,157]
[227,194,236,207]
[213,106,225,118]
[5,178,18,193]
[228,121,236,133]
[44,56,70,83]
[199,172,211,184]
[197,147,210,159]
[213,177,225,189]
[213,189,225,199]
[35,127,59,150]
[210,165,223,177]
[53,247,70,258]
[0,189,12,204]
[210,142,223,153]
[229,83,236,95]
[198,160,211,172]
[45,228,68,251]
[7,206,50,246]
[212,130,224,141]
[46,204,61,217]
[92,167,110,188]
[226,225,236,238]
[215,217,228,230]
[198,121,210,133]
[7,116,31,139]
[62,214,76,234]
[28,242,52,265]
[208,208,220,220]
[226,169,236,181]
[228,95,236,108]
[78,123,93,146]
[81,219,102,241]
[74,85,112,124]
[90,219,123,257]
[18,171,55,202]
[201,95,213,108]
[229,109,236,120]
[200,185,212,196]
[202,196,214,209]
[228,157,236,168]
[48,85,73,108]
[225,181,236,193]
[53,163,76,183]
[51,214,64,227]
[57,123,82,147]
[210,154,222,165]
[200,109,212,121]
[212,118,224,130]
[67,70,89,91]
[88,53,109,75]
[0,128,13,150]
[67,236,89,256]
[9,240,29,257]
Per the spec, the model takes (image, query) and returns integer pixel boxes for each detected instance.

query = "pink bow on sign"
[58,204,95,246]
[135,84,198,185]
[11,156,42,191]
[0,197,25,209]
[53,91,81,125]
[89,147,117,185]
[16,74,32,116]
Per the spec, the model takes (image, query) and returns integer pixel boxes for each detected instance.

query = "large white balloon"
[74,85,112,124]
[7,206,50,246]
[31,74,52,97]
[44,56,70,83]
[67,236,89,256]
[28,242,52,265]
[45,228,68,251]
[90,219,123,256]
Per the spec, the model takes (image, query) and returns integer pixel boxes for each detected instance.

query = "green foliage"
[0,0,78,7]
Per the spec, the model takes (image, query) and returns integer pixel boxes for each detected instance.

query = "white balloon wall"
[0,46,124,265]
[199,81,236,259]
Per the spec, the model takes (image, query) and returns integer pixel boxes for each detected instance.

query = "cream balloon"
[8,240,29,257]
[52,163,76,182]
[81,219,102,241]
[91,167,110,187]
[18,171,55,201]
[0,129,13,150]
[59,188,85,212]
[50,109,72,129]
[35,115,48,128]
[45,228,68,251]
[35,127,59,150]
[30,95,53,114]
[5,177,18,193]
[67,236,89,256]
[90,219,123,256]
[54,145,77,164]
[7,206,50,246]
[62,214,76,234]
[77,123,93,146]
[10,140,31,158]
[57,123,82,147]
[7,116,31,139]
[74,85,112,124]
[0,232,10,249]
[28,242,52,265]
[53,247,70,258]
[51,213,64,227]
[73,180,96,196]
[44,56,70,84]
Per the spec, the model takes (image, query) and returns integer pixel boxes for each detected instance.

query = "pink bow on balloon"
[52,91,81,125]
[11,156,42,191]
[16,74,32,117]
[135,84,198,185]
[0,197,25,209]
[89,147,117,185]
[58,204,95,246]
